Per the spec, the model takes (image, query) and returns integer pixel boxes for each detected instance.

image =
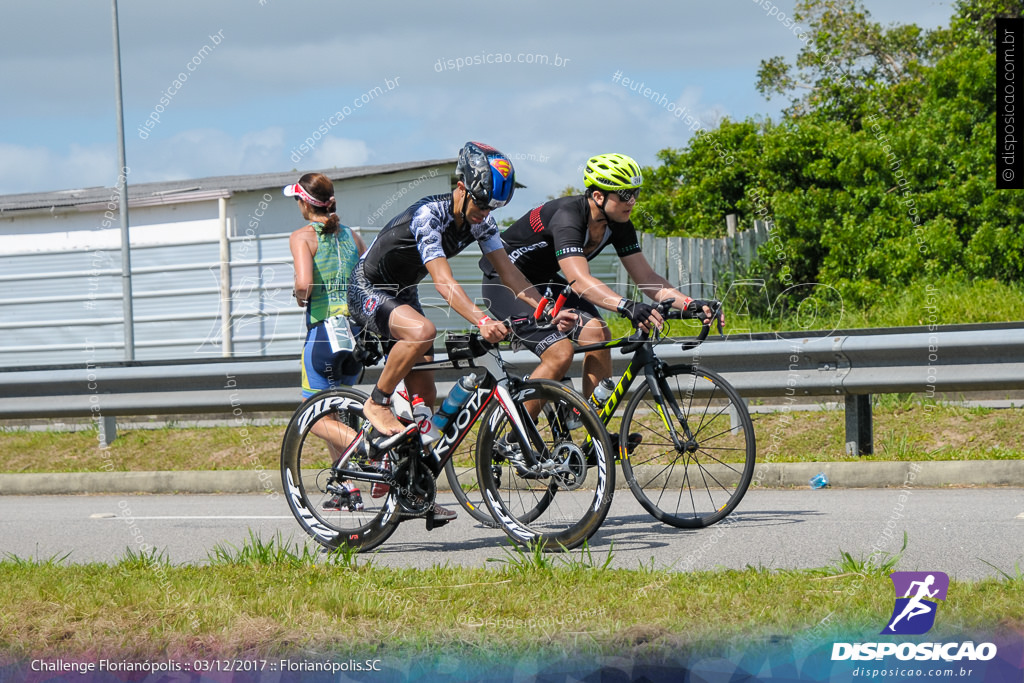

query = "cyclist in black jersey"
[349,142,566,437]
[480,153,723,399]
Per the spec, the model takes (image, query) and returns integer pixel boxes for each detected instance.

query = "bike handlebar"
[471,315,557,354]
[617,298,722,354]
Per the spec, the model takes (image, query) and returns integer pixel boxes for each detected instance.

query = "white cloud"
[308,137,371,169]
[0,143,117,195]
[0,0,953,199]
[128,127,286,184]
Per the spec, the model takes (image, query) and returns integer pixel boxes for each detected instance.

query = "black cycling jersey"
[361,193,503,289]
[481,195,643,283]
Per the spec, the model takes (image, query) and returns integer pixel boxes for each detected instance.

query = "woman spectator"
[287,173,367,510]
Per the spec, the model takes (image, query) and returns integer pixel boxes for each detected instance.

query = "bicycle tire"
[476,379,615,551]
[619,364,755,528]
[280,387,401,552]
[445,394,560,527]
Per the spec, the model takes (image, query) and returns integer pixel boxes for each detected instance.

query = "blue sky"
[1,0,952,214]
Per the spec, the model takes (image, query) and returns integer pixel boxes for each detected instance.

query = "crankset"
[393,462,436,516]
[548,442,587,490]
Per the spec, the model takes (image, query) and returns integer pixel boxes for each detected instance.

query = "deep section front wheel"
[280,388,401,552]
[476,379,615,551]
[619,365,755,528]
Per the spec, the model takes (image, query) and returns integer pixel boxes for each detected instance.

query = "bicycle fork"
[647,365,699,454]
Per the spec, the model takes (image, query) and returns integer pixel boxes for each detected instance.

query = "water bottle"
[390,379,414,422]
[559,377,582,428]
[590,378,615,408]
[431,373,479,432]
[412,396,441,445]
[809,472,830,489]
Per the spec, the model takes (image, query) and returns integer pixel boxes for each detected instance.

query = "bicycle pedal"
[608,433,643,461]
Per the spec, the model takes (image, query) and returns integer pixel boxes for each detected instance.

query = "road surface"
[2,488,1021,580]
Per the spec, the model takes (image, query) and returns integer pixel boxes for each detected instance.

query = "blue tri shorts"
[300,320,363,399]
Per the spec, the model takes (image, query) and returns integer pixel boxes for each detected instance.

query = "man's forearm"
[434,280,488,325]
[575,275,630,311]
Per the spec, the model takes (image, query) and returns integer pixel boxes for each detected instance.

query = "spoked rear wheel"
[477,379,615,551]
[619,365,755,528]
[280,388,401,552]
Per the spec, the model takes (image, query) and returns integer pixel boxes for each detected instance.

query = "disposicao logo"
[882,571,949,635]
[831,571,997,662]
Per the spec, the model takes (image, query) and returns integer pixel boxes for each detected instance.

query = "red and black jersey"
[481,195,642,283]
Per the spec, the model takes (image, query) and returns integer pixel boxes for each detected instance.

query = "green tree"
[637,0,1024,312]
[755,0,934,121]
[940,0,1022,50]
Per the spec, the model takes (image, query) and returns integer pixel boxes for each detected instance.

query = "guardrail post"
[98,415,118,447]
[729,397,748,433]
[844,394,873,456]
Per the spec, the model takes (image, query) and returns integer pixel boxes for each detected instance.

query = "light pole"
[111,0,135,360]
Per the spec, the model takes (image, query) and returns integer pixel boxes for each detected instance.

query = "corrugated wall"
[0,220,762,367]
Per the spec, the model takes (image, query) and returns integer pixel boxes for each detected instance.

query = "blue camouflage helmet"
[456,141,516,209]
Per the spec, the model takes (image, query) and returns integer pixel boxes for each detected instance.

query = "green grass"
[1,537,1021,660]
[825,532,908,576]
[0,422,283,473]
[486,539,617,574]
[751,401,1024,463]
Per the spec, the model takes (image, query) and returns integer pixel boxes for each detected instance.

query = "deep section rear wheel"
[445,446,500,526]
[476,379,615,550]
[619,365,755,528]
[280,388,401,552]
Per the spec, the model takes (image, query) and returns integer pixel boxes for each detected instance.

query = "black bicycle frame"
[573,337,697,455]
[338,339,552,484]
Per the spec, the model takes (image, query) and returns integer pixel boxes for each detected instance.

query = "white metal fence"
[1,216,768,368]
[0,228,625,367]
[636,220,768,300]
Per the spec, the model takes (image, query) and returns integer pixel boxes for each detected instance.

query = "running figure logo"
[882,571,949,635]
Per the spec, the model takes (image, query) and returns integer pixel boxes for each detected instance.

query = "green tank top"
[308,222,360,324]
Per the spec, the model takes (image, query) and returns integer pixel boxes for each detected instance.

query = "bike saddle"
[369,423,419,452]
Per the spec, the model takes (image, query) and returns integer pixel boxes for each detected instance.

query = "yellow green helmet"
[583,153,643,191]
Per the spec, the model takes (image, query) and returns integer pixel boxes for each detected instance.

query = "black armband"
[370,385,392,406]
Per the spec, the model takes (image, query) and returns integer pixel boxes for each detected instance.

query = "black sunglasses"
[469,193,492,210]
[608,187,641,202]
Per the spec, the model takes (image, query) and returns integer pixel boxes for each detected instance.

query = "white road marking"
[98,515,294,520]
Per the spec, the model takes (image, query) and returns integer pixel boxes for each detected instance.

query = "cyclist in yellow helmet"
[479,153,723,401]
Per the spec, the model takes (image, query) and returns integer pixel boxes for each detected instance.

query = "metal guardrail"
[2,323,1022,453]
[675,323,1024,395]
[675,323,1024,455]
